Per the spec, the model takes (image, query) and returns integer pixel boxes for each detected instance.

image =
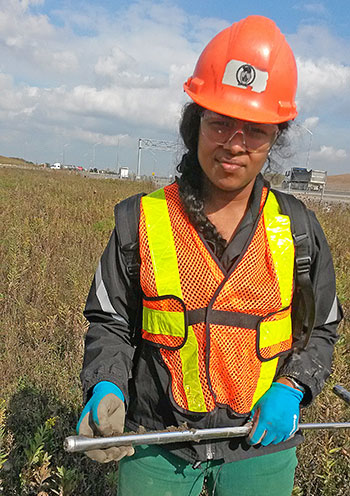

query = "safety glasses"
[200,110,279,153]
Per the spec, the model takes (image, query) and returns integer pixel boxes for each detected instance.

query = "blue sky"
[0,0,349,175]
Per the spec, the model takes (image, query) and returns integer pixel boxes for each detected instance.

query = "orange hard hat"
[184,15,297,124]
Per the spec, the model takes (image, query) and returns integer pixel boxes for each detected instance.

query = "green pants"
[117,444,297,496]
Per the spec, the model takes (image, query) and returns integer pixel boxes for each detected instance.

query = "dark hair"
[176,102,290,257]
[178,102,203,157]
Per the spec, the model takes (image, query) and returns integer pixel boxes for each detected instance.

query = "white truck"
[282,167,327,192]
[119,166,129,179]
[50,162,61,170]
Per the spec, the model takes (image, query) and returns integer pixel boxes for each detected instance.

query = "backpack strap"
[114,193,145,345]
[114,192,145,281]
[272,189,316,350]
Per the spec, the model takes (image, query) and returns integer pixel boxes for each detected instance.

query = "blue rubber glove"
[77,381,125,433]
[248,382,303,446]
[77,381,134,463]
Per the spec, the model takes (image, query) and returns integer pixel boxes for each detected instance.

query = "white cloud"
[294,2,328,16]
[94,47,162,88]
[311,145,347,161]
[0,1,81,82]
[303,116,319,129]
[297,57,350,99]
[296,57,350,116]
[70,128,130,147]
[0,0,348,175]
[0,73,39,114]
[309,145,349,174]
[61,81,183,131]
[0,1,54,43]
[95,47,136,78]
[21,0,45,7]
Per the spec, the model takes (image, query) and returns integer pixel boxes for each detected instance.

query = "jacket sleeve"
[276,209,343,406]
[80,217,142,404]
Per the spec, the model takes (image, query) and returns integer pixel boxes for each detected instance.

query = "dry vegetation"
[0,156,40,168]
[0,167,349,495]
[326,174,350,191]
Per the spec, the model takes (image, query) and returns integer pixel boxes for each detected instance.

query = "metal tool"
[65,425,250,453]
[333,384,350,404]
[64,421,350,453]
[65,384,350,454]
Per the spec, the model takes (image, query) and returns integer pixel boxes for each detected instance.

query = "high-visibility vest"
[139,183,294,415]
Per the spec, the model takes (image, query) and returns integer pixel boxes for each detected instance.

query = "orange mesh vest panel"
[139,183,294,415]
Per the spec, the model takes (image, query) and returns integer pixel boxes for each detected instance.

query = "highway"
[2,164,350,203]
[274,188,350,204]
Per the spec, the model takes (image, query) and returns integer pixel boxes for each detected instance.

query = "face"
[197,110,278,197]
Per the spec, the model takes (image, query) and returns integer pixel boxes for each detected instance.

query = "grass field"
[0,167,349,495]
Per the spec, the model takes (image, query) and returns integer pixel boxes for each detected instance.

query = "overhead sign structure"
[137,138,178,178]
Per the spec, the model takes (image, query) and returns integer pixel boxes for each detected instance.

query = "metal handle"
[64,425,251,453]
[333,385,350,405]
[64,421,350,453]
[65,385,350,454]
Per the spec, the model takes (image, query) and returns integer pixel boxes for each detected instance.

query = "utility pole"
[93,142,101,169]
[116,137,120,172]
[62,143,70,166]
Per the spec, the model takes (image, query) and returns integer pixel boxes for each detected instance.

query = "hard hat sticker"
[236,65,256,86]
[222,60,268,93]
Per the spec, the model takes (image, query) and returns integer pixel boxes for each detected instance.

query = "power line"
[137,138,177,178]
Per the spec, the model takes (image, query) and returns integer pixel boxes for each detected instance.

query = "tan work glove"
[77,381,135,463]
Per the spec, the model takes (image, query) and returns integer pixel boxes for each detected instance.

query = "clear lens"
[200,111,278,152]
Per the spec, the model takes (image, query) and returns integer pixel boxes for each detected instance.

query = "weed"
[1,168,349,495]
[52,465,82,495]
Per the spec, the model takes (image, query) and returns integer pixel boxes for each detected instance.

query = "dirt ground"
[326,174,350,191]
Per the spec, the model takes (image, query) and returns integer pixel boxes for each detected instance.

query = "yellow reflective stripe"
[251,191,294,410]
[259,315,292,348]
[143,307,185,337]
[143,189,206,411]
[142,189,182,298]
[251,357,279,408]
[180,325,207,412]
[143,307,207,411]
[264,192,294,307]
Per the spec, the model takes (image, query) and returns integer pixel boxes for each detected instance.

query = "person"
[77,15,342,496]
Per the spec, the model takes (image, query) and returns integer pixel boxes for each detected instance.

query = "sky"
[0,0,349,176]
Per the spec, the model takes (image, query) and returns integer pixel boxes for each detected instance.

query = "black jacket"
[81,174,342,464]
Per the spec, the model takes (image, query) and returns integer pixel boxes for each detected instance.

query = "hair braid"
[177,150,227,257]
